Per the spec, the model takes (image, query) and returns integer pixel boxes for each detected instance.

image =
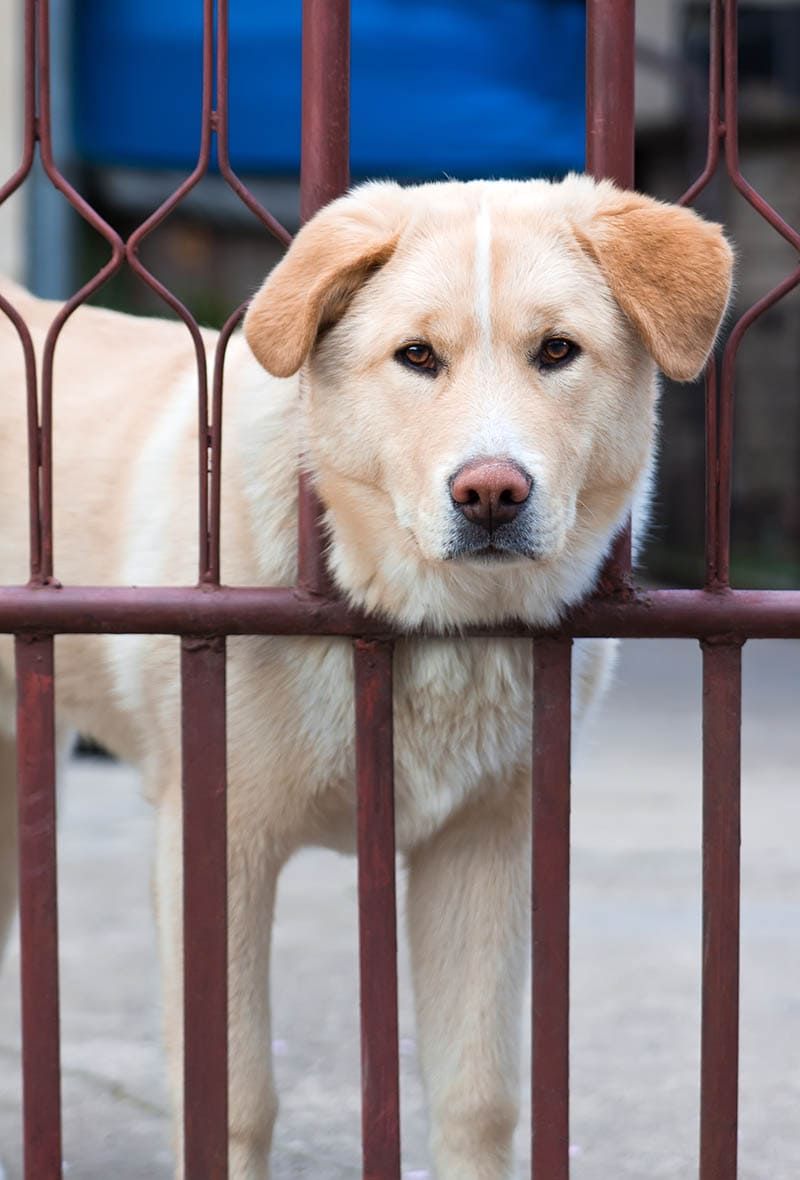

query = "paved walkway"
[0,640,798,1178]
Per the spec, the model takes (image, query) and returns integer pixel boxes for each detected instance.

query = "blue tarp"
[74,1,585,179]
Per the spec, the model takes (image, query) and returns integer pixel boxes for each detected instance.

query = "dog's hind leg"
[406,775,531,1180]
[155,786,281,1180]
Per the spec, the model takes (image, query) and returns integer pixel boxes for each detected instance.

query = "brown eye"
[396,342,439,375]
[539,338,578,368]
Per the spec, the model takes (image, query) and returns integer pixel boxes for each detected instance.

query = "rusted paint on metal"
[531,637,572,1180]
[700,640,742,1180]
[208,0,293,586]
[704,355,721,591]
[35,0,125,581]
[216,0,293,248]
[0,294,40,581]
[0,585,799,639]
[301,0,350,223]
[181,636,229,1180]
[585,0,635,187]
[0,1,40,583]
[15,634,62,1180]
[124,0,215,583]
[585,0,635,592]
[297,0,351,596]
[354,639,401,1180]
[678,0,723,210]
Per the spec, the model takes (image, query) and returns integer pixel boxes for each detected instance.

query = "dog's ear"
[244,182,408,378]
[577,187,734,381]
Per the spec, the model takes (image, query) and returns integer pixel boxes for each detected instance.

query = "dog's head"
[244,176,733,626]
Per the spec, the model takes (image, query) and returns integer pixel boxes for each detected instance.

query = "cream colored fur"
[0,175,732,1180]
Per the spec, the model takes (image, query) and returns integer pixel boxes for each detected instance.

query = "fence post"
[585,0,636,587]
[15,635,62,1180]
[699,640,742,1180]
[181,636,228,1180]
[531,637,572,1180]
[298,0,351,595]
[354,638,401,1180]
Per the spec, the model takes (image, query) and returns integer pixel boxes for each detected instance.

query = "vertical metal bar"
[28,0,78,301]
[0,0,36,208]
[122,0,213,584]
[210,0,294,584]
[585,0,635,187]
[298,0,351,596]
[0,0,39,575]
[215,0,293,242]
[531,637,572,1180]
[35,0,55,581]
[704,356,721,590]
[585,0,635,589]
[679,0,723,209]
[181,636,228,1180]
[209,313,238,588]
[699,640,742,1180]
[300,0,350,222]
[715,0,739,592]
[195,0,216,584]
[0,297,41,582]
[35,0,126,582]
[678,0,724,592]
[354,639,401,1180]
[15,634,62,1180]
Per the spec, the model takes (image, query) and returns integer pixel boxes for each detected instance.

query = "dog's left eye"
[396,343,439,376]
[537,338,580,369]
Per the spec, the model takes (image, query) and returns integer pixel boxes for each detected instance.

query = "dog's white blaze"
[474,194,492,348]
[465,415,524,463]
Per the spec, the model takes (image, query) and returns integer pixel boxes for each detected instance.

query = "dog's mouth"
[447,542,538,564]
[440,505,543,564]
[442,514,540,563]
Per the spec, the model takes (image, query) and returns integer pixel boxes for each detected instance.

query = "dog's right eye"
[395,343,439,376]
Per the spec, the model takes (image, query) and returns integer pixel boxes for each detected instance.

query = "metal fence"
[1,0,798,1177]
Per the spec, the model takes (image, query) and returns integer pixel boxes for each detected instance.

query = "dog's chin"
[447,544,537,566]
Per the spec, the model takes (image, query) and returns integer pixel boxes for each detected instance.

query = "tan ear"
[243,182,407,378]
[578,188,734,381]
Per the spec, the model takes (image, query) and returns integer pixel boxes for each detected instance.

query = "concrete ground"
[0,639,798,1179]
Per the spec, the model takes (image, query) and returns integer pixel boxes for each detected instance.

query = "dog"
[0,174,732,1179]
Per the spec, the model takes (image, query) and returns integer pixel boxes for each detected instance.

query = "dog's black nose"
[450,459,532,530]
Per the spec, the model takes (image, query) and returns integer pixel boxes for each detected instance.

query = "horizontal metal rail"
[0,586,798,639]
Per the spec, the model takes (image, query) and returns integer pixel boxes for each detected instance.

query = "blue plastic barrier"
[74,0,585,179]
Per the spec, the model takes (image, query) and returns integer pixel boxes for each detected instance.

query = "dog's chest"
[259,635,533,851]
[391,637,533,844]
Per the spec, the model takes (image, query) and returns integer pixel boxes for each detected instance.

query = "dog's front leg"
[155,791,280,1180]
[406,776,530,1180]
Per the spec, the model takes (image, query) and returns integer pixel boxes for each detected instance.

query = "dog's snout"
[450,459,533,529]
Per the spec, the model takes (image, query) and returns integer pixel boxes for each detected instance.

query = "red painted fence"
[1,1,798,1177]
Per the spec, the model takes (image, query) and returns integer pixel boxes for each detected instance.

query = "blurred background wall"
[636,1,800,589]
[0,0,797,588]
[0,0,23,280]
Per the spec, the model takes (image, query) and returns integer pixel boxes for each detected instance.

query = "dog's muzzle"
[446,457,537,560]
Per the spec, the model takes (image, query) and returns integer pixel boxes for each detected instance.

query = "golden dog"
[0,175,732,1178]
